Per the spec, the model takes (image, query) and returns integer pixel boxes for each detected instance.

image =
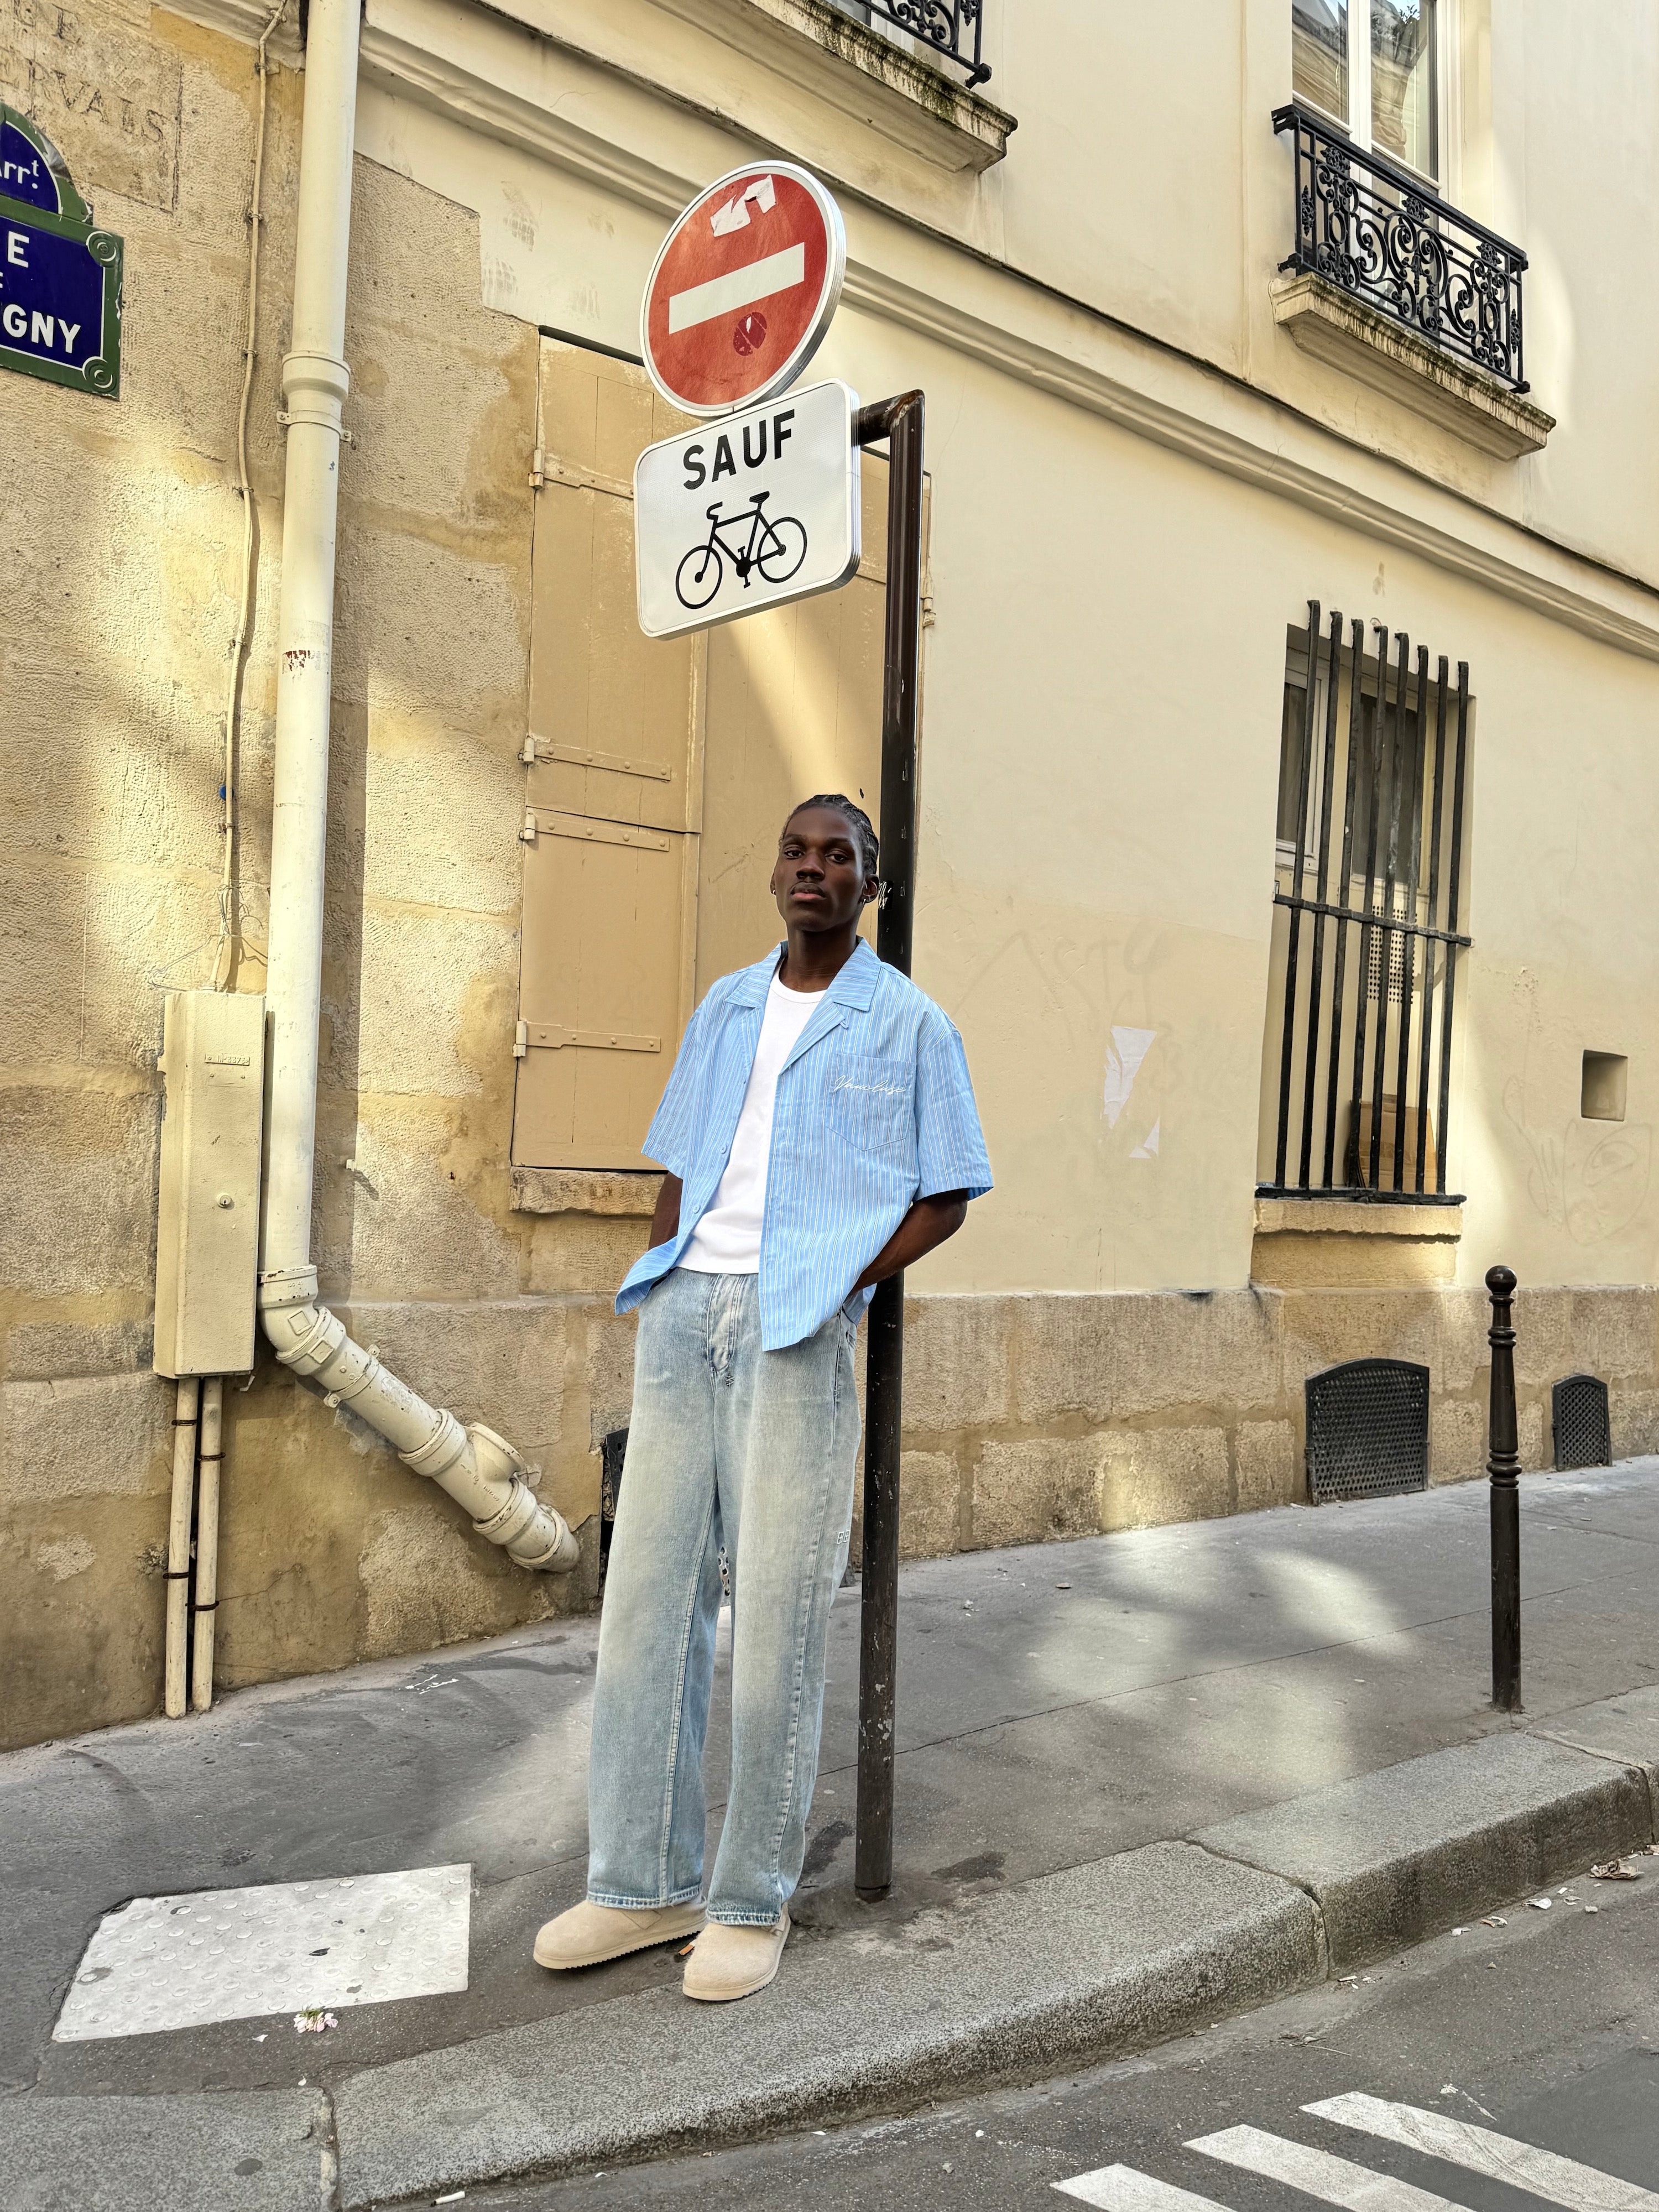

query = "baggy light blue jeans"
[586,1267,861,1926]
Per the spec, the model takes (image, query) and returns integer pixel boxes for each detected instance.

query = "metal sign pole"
[852,390,924,1901]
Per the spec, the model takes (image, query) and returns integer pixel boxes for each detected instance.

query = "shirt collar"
[728,936,880,1011]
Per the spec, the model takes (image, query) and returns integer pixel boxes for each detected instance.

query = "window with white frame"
[1292,1,1439,181]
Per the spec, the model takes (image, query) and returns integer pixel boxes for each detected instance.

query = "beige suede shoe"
[533,1900,705,1970]
[681,1910,790,2002]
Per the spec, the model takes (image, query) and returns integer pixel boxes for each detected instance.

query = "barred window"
[1258,603,1472,1201]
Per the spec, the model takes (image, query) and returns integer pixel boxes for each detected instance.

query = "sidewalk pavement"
[8,1460,1659,2211]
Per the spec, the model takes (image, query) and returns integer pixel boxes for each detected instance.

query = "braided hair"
[786,793,880,882]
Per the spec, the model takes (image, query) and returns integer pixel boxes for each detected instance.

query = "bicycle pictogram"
[674,491,808,611]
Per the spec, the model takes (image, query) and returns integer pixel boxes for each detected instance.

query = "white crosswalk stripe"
[1053,2167,1237,2212]
[1187,2124,1462,2212]
[1303,2095,1659,2212]
[1053,2088,1659,2212]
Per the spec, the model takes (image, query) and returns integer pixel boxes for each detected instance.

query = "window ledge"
[654,0,1015,173]
[512,1167,662,1217]
[1270,271,1555,460]
[1252,1195,1463,1288]
[1255,1196,1463,1240]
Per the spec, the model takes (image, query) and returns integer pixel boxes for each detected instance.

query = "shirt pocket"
[826,1050,914,1162]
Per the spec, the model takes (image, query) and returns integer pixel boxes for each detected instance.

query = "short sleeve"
[914,1006,993,1202]
[641,987,719,1178]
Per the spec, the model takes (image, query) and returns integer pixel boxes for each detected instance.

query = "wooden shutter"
[693,453,891,990]
[512,342,701,1170]
[513,343,915,1170]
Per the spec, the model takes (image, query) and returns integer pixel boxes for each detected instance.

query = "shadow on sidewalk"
[6,1460,1657,2105]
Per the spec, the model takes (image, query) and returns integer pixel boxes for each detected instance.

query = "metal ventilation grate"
[1306,1357,1430,1503]
[1553,1374,1611,1472]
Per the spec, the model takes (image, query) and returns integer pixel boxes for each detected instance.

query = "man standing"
[533,795,992,2002]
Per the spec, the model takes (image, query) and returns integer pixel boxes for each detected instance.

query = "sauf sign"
[635,380,859,640]
[0,105,123,398]
[634,164,858,641]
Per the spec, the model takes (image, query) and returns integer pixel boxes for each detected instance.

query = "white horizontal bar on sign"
[1053,2164,1239,2212]
[1188,2126,1458,2212]
[669,244,806,333]
[523,1024,661,1053]
[1305,2096,1659,2212]
[536,812,670,853]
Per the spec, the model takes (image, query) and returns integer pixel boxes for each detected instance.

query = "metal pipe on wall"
[190,1379,224,1712]
[258,0,576,1573]
[163,1378,200,1719]
[262,0,358,1284]
[852,390,925,1902]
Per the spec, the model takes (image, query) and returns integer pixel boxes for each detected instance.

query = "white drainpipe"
[258,0,577,1574]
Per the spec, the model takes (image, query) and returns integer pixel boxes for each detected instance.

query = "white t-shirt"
[679,970,827,1275]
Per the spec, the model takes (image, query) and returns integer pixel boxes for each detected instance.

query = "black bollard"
[1486,1263,1521,1712]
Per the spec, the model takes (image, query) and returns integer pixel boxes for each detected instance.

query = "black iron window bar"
[841,0,989,84]
[1261,602,1471,1204]
[1272,98,1528,392]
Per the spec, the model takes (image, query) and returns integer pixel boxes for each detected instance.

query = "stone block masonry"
[0,0,599,1751]
[875,1282,1659,1561]
[8,1240,1658,1749]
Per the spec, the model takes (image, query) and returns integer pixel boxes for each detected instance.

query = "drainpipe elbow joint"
[468,1422,580,1573]
[258,1268,343,1379]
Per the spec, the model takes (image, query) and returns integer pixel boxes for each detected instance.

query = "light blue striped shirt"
[616,938,992,1350]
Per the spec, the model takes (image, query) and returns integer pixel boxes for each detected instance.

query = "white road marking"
[53,1864,470,2041]
[1053,2166,1238,2212]
[1306,2094,1659,2212]
[668,245,806,333]
[1188,2125,1459,2212]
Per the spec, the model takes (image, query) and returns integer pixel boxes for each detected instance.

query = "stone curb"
[1195,1719,1653,1973]
[331,1687,1659,2208]
[17,1690,1659,2212]
[333,1842,1323,2208]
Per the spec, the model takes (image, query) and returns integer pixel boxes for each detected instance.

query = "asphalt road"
[446,1847,1659,2212]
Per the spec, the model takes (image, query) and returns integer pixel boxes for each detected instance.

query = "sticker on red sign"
[640,163,845,418]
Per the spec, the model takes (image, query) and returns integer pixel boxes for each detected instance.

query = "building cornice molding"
[160,0,306,64]
[854,264,1659,666]
[363,9,695,216]
[645,0,1014,171]
[160,0,1659,666]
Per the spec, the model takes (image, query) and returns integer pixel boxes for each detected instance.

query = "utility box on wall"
[154,990,267,1379]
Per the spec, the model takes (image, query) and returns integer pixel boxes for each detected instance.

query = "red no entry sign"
[640,163,846,417]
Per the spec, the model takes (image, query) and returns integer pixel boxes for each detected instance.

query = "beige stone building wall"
[6,0,1659,1751]
[881,1284,1659,1561]
[1,5,624,1746]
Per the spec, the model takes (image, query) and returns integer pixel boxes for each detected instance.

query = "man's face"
[770,806,877,934]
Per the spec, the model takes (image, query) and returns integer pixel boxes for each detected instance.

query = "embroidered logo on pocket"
[827,1066,912,1157]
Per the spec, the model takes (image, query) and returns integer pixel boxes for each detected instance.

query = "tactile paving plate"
[53,1864,471,2041]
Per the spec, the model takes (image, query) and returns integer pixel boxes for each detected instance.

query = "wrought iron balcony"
[1272,100,1528,393]
[847,0,989,85]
